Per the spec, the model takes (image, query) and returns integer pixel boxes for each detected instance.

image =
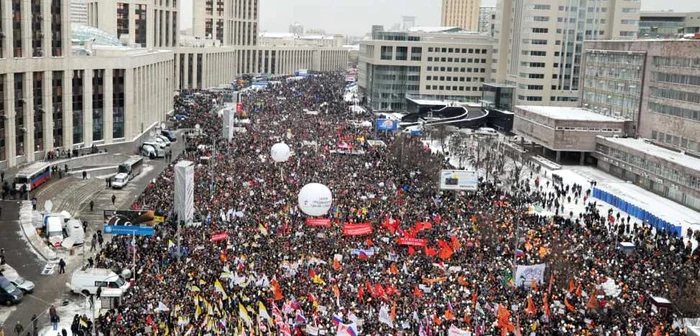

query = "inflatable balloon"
[298,183,333,217]
[270,142,291,163]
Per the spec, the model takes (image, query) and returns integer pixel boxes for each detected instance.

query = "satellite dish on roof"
[44,200,53,212]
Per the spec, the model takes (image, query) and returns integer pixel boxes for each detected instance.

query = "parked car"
[0,276,23,305]
[5,274,35,294]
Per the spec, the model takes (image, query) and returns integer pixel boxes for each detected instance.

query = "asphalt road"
[0,131,185,331]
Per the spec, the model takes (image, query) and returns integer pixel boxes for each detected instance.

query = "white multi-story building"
[71,1,88,25]
[478,6,496,36]
[492,0,640,105]
[358,27,493,111]
[0,0,172,169]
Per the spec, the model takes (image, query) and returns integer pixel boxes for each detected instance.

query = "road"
[0,133,184,331]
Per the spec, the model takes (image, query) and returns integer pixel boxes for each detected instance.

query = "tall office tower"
[492,0,640,105]
[85,0,179,48]
[289,22,304,35]
[441,0,480,31]
[191,0,239,46]
[71,1,88,25]
[478,7,496,36]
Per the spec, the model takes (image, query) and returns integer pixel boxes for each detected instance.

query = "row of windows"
[652,130,699,154]
[650,87,700,104]
[426,57,487,64]
[653,56,700,69]
[653,72,700,87]
[427,47,489,54]
[556,126,621,132]
[426,76,486,82]
[426,66,486,73]
[648,102,700,122]
[426,85,483,92]
[598,144,700,190]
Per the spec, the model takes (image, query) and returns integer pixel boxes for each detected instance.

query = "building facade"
[478,6,496,36]
[638,11,700,39]
[492,0,640,106]
[441,0,480,31]
[71,1,88,25]
[582,39,700,152]
[0,0,172,169]
[358,27,493,111]
[86,0,179,48]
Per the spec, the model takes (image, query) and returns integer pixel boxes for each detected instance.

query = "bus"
[112,156,144,189]
[14,162,52,191]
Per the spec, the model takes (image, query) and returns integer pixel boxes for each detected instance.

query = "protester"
[92,73,698,336]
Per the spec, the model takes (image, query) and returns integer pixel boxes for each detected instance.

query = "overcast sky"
[180,0,700,36]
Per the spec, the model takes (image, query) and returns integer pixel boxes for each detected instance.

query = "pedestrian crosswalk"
[40,263,55,276]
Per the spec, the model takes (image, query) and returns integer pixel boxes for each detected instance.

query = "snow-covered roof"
[407,97,449,106]
[407,26,462,33]
[599,136,700,172]
[516,106,624,122]
[260,32,296,38]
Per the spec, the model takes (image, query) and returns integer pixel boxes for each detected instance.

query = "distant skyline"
[179,0,700,36]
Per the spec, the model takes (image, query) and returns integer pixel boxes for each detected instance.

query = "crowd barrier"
[592,187,684,237]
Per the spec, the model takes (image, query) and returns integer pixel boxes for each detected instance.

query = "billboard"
[375,119,398,132]
[103,210,159,226]
[103,225,155,236]
[439,170,478,191]
[174,161,195,225]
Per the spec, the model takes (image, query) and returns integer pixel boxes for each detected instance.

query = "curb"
[18,201,58,262]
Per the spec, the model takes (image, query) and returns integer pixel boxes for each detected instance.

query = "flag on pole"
[214,279,228,299]
[379,305,394,328]
[258,301,272,326]
[239,303,253,326]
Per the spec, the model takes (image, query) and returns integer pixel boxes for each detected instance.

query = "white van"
[111,173,129,188]
[44,216,64,248]
[475,127,498,136]
[142,142,165,158]
[69,268,130,296]
[65,219,85,245]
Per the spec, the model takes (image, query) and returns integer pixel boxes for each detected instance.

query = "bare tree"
[434,125,450,153]
[448,132,471,169]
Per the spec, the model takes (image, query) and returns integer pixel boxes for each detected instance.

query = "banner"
[343,223,373,236]
[514,263,546,287]
[448,325,472,336]
[396,238,428,247]
[103,210,160,226]
[306,218,332,227]
[375,119,398,132]
[211,232,229,242]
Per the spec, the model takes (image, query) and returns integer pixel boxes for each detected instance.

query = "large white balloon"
[270,142,291,163]
[298,183,333,217]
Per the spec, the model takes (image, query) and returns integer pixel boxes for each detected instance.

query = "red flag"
[471,291,478,307]
[389,263,399,275]
[564,296,575,312]
[408,247,415,255]
[438,246,453,260]
[586,291,598,309]
[271,278,284,301]
[358,285,365,302]
[375,284,386,299]
[425,246,438,257]
[450,235,461,251]
[568,279,575,293]
[413,286,423,298]
[526,296,536,315]
[575,283,582,298]
[309,268,316,279]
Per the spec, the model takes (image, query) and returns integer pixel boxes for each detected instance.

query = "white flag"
[378,305,394,328]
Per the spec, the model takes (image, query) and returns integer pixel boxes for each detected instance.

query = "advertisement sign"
[211,232,229,242]
[375,119,398,132]
[439,170,478,191]
[103,225,155,236]
[103,210,160,226]
[514,263,546,287]
[306,218,332,227]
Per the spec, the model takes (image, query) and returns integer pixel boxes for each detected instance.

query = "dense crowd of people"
[90,73,699,336]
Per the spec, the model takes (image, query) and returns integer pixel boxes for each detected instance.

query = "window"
[528,73,544,79]
[622,8,638,13]
[380,46,393,60]
[426,76,432,80]
[428,57,433,62]
[534,16,550,21]
[532,28,549,33]
[428,47,433,52]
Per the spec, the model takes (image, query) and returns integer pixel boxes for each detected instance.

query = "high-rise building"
[85,0,179,48]
[289,22,304,35]
[638,11,700,39]
[441,0,480,31]
[0,0,173,168]
[478,7,496,36]
[71,1,88,25]
[492,0,640,106]
[358,27,492,111]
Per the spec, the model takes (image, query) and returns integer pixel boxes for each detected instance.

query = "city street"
[0,132,184,331]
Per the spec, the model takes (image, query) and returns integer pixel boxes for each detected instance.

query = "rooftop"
[407,26,462,33]
[516,106,624,122]
[598,136,700,172]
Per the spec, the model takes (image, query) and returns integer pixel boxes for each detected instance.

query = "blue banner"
[103,225,155,236]
[376,119,398,132]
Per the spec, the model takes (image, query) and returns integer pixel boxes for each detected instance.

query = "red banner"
[211,232,228,242]
[306,218,332,227]
[343,223,373,236]
[396,238,428,247]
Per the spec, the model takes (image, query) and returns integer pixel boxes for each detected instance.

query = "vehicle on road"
[161,129,177,142]
[14,162,52,191]
[142,142,165,158]
[44,215,64,248]
[70,268,130,296]
[112,156,144,189]
[0,276,23,305]
[6,275,35,294]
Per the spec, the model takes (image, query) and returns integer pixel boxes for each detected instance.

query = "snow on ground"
[38,296,96,336]
[0,306,17,328]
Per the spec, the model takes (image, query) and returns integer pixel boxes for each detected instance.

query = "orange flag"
[547,275,555,295]
[271,278,283,301]
[450,235,461,251]
[471,291,478,307]
[413,286,423,298]
[332,258,342,271]
[526,296,536,315]
[654,326,661,336]
[586,292,598,309]
[543,294,552,318]
[438,246,453,260]
[391,301,397,320]
[458,276,469,286]
[432,314,442,325]
[568,279,576,293]
[444,310,456,320]
[575,283,582,298]
[464,312,471,325]
[530,279,537,292]
[564,296,575,312]
[332,284,340,298]
[389,263,399,275]
[425,246,438,257]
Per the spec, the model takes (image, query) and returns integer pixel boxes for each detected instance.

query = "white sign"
[439,170,478,191]
[514,263,546,287]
